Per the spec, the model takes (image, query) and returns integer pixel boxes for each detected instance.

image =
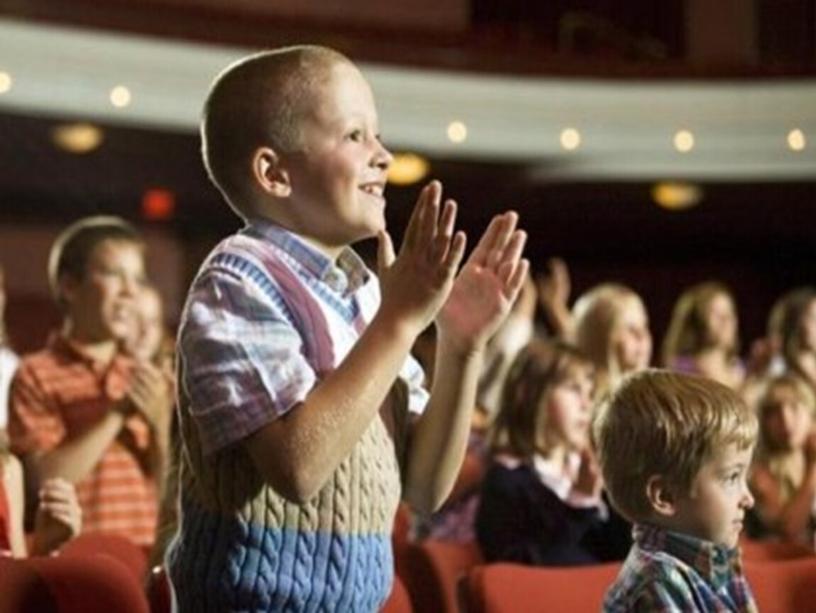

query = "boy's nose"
[741,485,755,510]
[372,141,393,171]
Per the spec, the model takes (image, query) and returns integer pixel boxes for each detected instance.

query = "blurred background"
[1,0,815,355]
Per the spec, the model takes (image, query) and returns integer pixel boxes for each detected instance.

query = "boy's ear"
[645,474,678,517]
[252,147,291,198]
[58,274,79,306]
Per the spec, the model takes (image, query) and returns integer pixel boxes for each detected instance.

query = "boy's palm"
[437,212,528,353]
[378,182,466,334]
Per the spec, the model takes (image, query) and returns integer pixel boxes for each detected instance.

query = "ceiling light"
[560,128,581,151]
[388,153,430,186]
[787,128,806,151]
[0,71,11,94]
[651,181,702,210]
[447,121,467,144]
[51,123,104,154]
[673,130,694,153]
[110,85,131,108]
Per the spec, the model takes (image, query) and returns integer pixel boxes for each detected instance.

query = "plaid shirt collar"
[244,218,370,296]
[633,523,742,591]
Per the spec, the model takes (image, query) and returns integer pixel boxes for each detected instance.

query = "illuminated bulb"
[651,181,703,211]
[673,130,694,153]
[447,121,467,144]
[560,128,581,151]
[0,71,12,94]
[52,123,104,154]
[787,129,806,152]
[388,153,430,186]
[110,85,132,108]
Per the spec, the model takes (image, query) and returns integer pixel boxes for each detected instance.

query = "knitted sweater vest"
[168,234,408,612]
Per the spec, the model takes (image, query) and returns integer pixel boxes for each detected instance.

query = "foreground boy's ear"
[253,147,291,197]
[645,474,677,517]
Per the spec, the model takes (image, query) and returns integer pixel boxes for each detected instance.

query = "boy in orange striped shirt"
[8,216,170,546]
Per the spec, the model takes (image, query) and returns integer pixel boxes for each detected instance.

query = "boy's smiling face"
[62,239,146,344]
[669,442,755,548]
[276,60,393,258]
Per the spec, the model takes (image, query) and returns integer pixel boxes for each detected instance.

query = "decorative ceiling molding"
[1,17,815,181]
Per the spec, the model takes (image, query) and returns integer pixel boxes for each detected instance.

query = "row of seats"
[396,538,816,613]
[0,532,411,613]
[3,531,811,612]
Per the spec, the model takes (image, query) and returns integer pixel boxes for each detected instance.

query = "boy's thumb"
[377,230,395,272]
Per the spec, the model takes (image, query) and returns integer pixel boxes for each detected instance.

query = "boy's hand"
[33,478,82,554]
[377,181,466,337]
[125,362,173,433]
[436,211,528,355]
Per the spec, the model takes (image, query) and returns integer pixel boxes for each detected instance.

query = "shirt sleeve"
[8,361,66,455]
[179,268,317,455]
[400,352,428,416]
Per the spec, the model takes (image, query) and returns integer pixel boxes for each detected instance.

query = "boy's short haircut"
[201,45,351,218]
[593,369,757,523]
[48,215,143,308]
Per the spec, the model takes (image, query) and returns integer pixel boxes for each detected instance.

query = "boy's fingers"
[505,259,531,301]
[470,211,516,267]
[403,181,437,252]
[431,199,457,263]
[486,212,519,269]
[498,230,527,280]
[377,230,396,271]
[443,231,467,274]
[417,182,442,253]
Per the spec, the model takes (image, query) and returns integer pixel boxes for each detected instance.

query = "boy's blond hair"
[593,369,757,522]
[201,45,351,218]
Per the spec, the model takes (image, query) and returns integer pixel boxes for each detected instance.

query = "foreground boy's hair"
[593,369,757,521]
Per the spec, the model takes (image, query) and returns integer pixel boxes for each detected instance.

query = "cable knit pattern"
[167,228,409,612]
[168,400,403,612]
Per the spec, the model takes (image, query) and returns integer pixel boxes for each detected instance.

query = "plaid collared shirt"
[604,523,758,612]
[178,218,428,456]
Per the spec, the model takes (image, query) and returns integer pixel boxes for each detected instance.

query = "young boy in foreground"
[594,370,758,612]
[168,45,528,611]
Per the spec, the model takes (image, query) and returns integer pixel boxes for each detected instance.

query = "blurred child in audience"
[476,338,630,565]
[124,284,175,373]
[662,281,745,390]
[536,257,572,338]
[570,283,652,397]
[0,263,19,430]
[424,274,537,543]
[747,374,816,545]
[778,287,816,389]
[1,430,82,557]
[121,284,179,570]
[595,371,758,611]
[8,216,168,547]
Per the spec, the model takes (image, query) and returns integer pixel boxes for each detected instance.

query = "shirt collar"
[244,218,370,295]
[633,523,742,589]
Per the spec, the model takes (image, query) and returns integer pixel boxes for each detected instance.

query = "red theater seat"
[463,562,620,613]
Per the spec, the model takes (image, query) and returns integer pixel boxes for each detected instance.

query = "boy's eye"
[347,129,363,142]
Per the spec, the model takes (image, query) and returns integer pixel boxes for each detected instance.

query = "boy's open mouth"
[359,182,385,197]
